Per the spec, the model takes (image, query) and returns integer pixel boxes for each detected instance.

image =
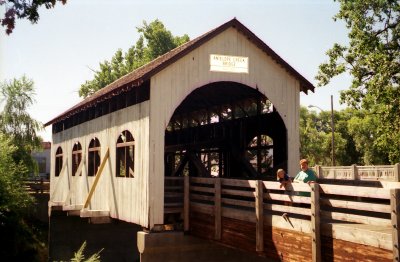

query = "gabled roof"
[45,18,315,126]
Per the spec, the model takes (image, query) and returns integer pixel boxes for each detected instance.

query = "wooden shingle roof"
[45,18,314,126]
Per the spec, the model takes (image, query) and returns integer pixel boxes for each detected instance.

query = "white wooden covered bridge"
[45,19,399,261]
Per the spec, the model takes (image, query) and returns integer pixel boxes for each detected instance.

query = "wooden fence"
[24,177,50,194]
[164,176,400,261]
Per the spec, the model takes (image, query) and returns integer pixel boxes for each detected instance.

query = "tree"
[300,106,390,166]
[79,19,190,98]
[0,75,42,174]
[0,132,42,261]
[300,107,332,166]
[316,0,400,163]
[0,0,67,35]
[0,133,32,216]
[345,108,389,164]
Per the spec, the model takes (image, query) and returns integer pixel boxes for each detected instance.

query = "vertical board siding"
[50,101,150,227]
[149,27,301,227]
[51,26,303,229]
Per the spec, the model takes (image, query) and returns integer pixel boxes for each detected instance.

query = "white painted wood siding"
[149,27,301,226]
[50,101,150,226]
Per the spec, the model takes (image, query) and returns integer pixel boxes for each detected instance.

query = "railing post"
[394,163,400,182]
[184,176,190,232]
[311,183,321,262]
[391,189,400,261]
[351,164,358,180]
[40,178,44,194]
[214,178,221,240]
[315,165,322,179]
[255,180,264,252]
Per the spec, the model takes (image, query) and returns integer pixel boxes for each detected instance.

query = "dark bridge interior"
[164,81,287,180]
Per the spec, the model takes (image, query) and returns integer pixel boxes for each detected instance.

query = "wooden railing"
[24,177,50,194]
[164,176,400,261]
[314,163,400,181]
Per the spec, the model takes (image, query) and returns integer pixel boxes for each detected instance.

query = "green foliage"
[70,241,103,262]
[316,0,400,163]
[0,133,33,216]
[300,107,333,166]
[300,106,390,166]
[0,0,67,34]
[0,75,43,175]
[0,132,45,261]
[79,19,190,98]
[0,76,45,261]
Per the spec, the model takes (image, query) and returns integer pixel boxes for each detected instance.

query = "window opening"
[72,142,82,176]
[88,138,101,177]
[55,147,63,177]
[116,130,135,178]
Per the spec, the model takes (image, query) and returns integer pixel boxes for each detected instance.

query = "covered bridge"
[46,18,314,228]
[46,19,400,262]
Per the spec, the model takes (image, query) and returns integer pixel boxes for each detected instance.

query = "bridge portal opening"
[164,81,287,180]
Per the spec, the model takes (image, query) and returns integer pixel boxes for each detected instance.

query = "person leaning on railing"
[293,159,317,197]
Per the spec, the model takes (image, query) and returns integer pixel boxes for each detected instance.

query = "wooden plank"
[265,192,311,204]
[321,223,392,251]
[214,178,221,240]
[63,156,85,205]
[264,203,311,216]
[84,148,109,209]
[321,210,391,226]
[221,178,257,188]
[164,203,183,207]
[165,186,183,191]
[190,177,215,184]
[190,193,214,202]
[264,180,313,192]
[164,207,183,214]
[190,185,214,193]
[311,183,321,262]
[290,182,313,192]
[62,204,84,211]
[221,188,254,197]
[264,214,312,234]
[190,202,214,214]
[391,188,400,261]
[80,209,110,218]
[320,184,390,199]
[255,180,264,252]
[184,176,189,231]
[222,206,256,223]
[164,192,184,197]
[222,198,255,208]
[49,156,68,203]
[320,198,390,213]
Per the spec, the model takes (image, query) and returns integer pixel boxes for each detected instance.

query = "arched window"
[88,138,101,177]
[116,130,135,178]
[55,147,63,177]
[72,142,82,176]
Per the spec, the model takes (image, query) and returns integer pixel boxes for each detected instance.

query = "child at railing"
[276,169,293,209]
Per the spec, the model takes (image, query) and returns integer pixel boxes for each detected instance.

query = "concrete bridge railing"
[313,163,400,182]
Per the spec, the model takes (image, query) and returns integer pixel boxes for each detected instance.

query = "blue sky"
[1,0,351,141]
